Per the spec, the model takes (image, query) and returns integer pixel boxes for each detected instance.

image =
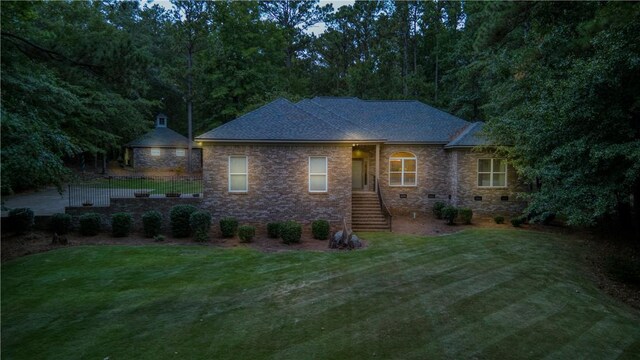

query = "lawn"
[2,229,639,359]
[80,177,202,195]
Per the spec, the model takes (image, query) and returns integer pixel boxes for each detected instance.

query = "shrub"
[50,213,72,235]
[111,212,133,237]
[433,201,446,219]
[190,211,212,242]
[79,213,101,236]
[540,211,556,225]
[142,210,162,238]
[267,222,282,238]
[8,208,34,234]
[511,216,526,227]
[494,216,505,224]
[170,205,198,238]
[220,217,239,238]
[311,220,330,240]
[238,225,256,243]
[280,220,302,244]
[459,208,473,225]
[154,234,165,242]
[442,206,458,225]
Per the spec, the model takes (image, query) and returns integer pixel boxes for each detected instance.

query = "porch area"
[351,144,391,231]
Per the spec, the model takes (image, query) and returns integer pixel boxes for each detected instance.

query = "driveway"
[1,187,70,216]
[1,187,154,216]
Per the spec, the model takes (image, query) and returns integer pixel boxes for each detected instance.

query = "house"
[195,97,526,231]
[124,114,202,173]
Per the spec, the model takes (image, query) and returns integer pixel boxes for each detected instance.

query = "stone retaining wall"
[66,198,202,233]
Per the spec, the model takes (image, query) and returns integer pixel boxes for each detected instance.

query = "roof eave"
[195,138,386,144]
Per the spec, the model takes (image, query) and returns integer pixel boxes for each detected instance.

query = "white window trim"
[309,156,328,193]
[175,149,186,157]
[389,153,417,187]
[228,155,248,193]
[477,158,508,188]
[150,148,161,156]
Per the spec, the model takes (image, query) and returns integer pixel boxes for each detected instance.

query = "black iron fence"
[68,175,203,207]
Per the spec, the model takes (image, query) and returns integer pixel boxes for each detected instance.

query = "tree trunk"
[187,47,193,174]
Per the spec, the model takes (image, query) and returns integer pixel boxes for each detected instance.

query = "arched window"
[389,152,416,186]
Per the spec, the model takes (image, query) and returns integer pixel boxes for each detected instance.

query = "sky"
[146,0,356,35]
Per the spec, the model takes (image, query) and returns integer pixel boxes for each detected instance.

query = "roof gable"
[444,122,488,148]
[127,127,198,148]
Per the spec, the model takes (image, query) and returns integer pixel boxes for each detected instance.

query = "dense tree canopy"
[2,1,638,230]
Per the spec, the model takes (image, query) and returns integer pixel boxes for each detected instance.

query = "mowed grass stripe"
[2,229,639,360]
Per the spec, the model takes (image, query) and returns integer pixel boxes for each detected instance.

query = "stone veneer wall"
[449,149,527,215]
[378,144,451,215]
[66,198,202,232]
[202,144,352,229]
[132,147,202,172]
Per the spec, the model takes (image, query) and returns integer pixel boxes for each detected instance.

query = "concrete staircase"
[352,191,390,232]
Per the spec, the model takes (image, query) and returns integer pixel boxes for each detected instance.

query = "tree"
[169,0,211,173]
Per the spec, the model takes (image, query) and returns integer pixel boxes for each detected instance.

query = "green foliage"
[311,220,330,240]
[475,2,640,228]
[142,210,162,238]
[433,202,447,219]
[280,220,302,244]
[511,216,526,228]
[153,234,165,242]
[8,208,35,234]
[189,211,212,242]
[442,206,459,225]
[220,217,239,238]
[238,225,256,243]
[267,222,282,239]
[170,205,198,238]
[459,208,473,225]
[494,216,505,224]
[111,212,133,237]
[79,213,101,236]
[50,213,72,235]
[1,1,154,194]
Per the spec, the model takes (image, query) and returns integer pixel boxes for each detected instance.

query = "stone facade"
[132,147,202,172]
[66,197,202,232]
[202,144,352,229]
[377,144,451,215]
[448,149,527,215]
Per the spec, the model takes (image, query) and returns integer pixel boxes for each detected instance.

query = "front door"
[352,159,364,190]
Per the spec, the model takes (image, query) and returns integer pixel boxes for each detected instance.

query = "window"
[309,156,327,192]
[175,149,186,157]
[150,148,161,156]
[389,152,417,186]
[229,156,248,192]
[478,159,507,187]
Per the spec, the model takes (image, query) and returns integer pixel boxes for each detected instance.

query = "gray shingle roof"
[444,122,488,148]
[196,97,480,145]
[196,98,372,142]
[127,127,199,148]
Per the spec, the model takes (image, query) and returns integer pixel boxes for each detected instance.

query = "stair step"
[353,221,389,226]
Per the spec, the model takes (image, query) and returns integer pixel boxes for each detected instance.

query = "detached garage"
[124,114,202,173]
